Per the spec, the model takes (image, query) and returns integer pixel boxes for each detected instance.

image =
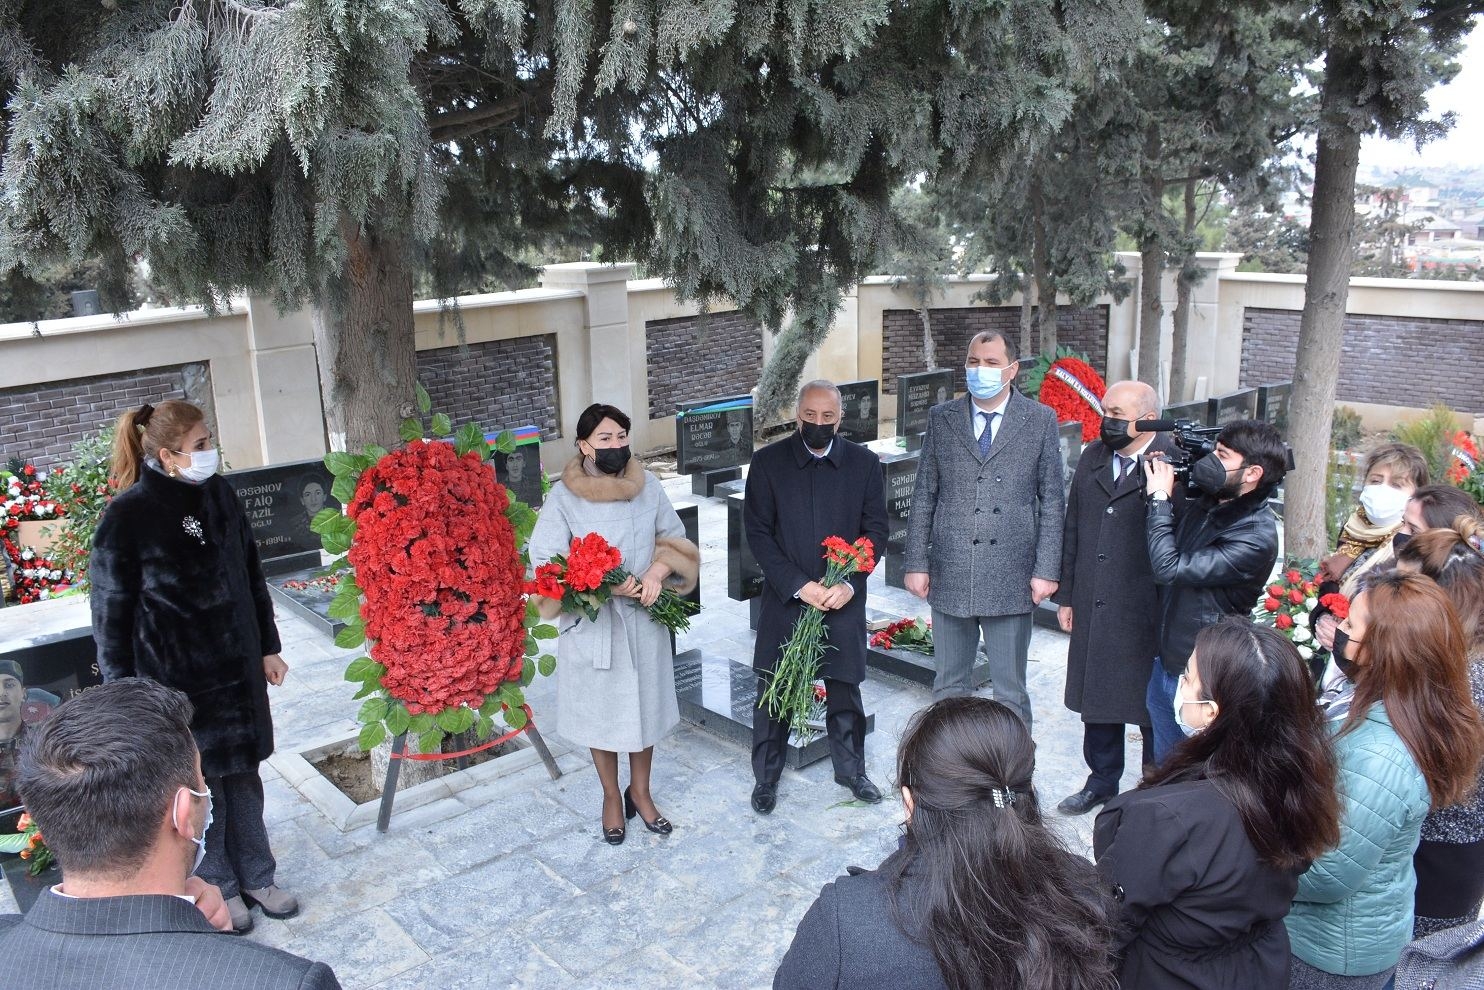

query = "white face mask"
[171,448,220,484]
[172,785,214,875]
[1359,484,1409,527]
[1172,674,1215,738]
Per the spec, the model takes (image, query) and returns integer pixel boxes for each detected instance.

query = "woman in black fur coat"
[90,400,296,934]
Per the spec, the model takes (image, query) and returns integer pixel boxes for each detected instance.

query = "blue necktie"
[978,412,998,457]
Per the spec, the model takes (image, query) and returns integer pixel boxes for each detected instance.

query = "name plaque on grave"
[489,426,545,509]
[837,379,881,443]
[676,396,754,474]
[896,370,954,449]
[1256,382,1293,437]
[226,459,341,576]
[1207,388,1258,428]
[881,451,919,589]
[1161,399,1211,426]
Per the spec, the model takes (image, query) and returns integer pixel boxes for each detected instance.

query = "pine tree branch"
[428,86,549,142]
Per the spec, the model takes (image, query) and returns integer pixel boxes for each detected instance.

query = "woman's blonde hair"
[108,400,205,490]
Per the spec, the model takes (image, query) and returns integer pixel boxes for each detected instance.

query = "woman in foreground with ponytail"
[1095,619,1341,989]
[774,697,1117,990]
[90,400,295,934]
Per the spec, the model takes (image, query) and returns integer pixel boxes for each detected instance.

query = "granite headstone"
[1207,388,1258,427]
[881,451,919,589]
[494,442,545,510]
[1161,399,1211,426]
[896,370,954,450]
[1256,382,1293,437]
[676,397,754,474]
[1057,421,1084,504]
[837,379,880,443]
[226,459,341,576]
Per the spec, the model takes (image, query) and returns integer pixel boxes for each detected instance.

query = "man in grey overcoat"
[903,331,1064,732]
[1051,380,1167,815]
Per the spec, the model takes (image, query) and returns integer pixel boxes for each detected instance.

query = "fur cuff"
[653,535,700,595]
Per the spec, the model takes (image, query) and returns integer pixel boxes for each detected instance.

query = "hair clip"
[137,403,155,426]
[991,787,1016,809]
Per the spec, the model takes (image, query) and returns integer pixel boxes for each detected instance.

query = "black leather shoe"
[835,774,883,804]
[624,786,674,835]
[751,781,778,815]
[1057,789,1113,816]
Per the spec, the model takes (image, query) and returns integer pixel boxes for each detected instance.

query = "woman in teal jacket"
[1288,572,1484,989]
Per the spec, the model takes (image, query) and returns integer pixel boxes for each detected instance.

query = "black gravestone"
[676,397,753,475]
[674,502,700,609]
[896,370,954,451]
[881,452,919,589]
[494,444,545,510]
[226,459,341,576]
[1057,421,1084,504]
[1207,388,1258,427]
[671,650,874,770]
[837,379,881,443]
[1161,399,1211,426]
[864,607,990,688]
[1256,382,1293,437]
[717,480,764,631]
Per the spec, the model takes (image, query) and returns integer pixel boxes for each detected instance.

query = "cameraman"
[1143,419,1285,762]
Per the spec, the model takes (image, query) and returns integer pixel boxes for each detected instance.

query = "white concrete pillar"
[244,296,328,463]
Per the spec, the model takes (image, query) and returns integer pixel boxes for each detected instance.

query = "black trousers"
[752,678,866,784]
[1083,722,1155,797]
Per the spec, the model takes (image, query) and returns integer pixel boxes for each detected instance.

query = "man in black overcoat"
[1051,380,1169,815]
[745,380,889,814]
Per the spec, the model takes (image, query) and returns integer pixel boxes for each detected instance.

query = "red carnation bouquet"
[759,536,876,739]
[870,617,933,655]
[1024,349,1107,443]
[527,532,699,633]
[1255,564,1332,665]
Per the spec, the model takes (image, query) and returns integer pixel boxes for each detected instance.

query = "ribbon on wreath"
[1049,365,1104,417]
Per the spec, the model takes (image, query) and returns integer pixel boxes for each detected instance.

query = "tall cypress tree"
[0,0,1144,443]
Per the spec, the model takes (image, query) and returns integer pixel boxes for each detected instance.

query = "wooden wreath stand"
[376,713,563,832]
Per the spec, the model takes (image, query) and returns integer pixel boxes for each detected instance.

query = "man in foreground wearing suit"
[1052,380,1165,815]
[0,678,339,989]
[903,331,1064,732]
[746,380,889,814]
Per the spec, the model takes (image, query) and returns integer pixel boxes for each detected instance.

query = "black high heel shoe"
[623,786,674,835]
[602,795,626,845]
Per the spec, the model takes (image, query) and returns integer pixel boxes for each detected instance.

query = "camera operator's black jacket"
[1147,488,1279,675]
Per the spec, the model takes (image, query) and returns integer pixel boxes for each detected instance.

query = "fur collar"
[559,455,647,502]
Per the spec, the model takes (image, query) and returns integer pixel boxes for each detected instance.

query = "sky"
[1360,25,1483,175]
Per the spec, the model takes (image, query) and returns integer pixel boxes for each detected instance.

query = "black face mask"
[1189,452,1243,497]
[1100,417,1136,451]
[1332,627,1361,680]
[591,445,632,476]
[799,421,836,451]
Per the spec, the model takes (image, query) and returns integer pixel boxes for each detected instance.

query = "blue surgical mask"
[1172,674,1215,737]
[965,366,1010,401]
[173,785,214,874]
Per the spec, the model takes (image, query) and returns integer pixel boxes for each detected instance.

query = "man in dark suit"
[903,332,1064,731]
[746,380,889,814]
[0,678,339,989]
[1052,380,1166,815]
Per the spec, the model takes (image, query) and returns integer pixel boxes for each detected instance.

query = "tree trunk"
[312,219,420,452]
[1287,57,1363,559]
[1169,180,1198,401]
[1136,127,1164,394]
[1018,271,1034,359]
[918,306,936,370]
[1029,177,1058,355]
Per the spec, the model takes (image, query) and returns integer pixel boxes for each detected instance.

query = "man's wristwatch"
[1149,491,1170,502]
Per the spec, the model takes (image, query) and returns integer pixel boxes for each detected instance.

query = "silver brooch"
[182,516,205,544]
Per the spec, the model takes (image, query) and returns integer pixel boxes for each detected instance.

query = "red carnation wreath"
[1038,355,1106,442]
[346,441,527,714]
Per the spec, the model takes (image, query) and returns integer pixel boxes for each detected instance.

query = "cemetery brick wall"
[645,310,765,420]
[0,363,213,472]
[1239,308,1484,415]
[417,334,561,439]
[881,306,1110,394]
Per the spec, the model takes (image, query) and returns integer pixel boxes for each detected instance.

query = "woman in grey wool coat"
[528,403,699,846]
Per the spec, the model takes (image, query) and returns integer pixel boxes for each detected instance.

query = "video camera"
[1141,419,1222,480]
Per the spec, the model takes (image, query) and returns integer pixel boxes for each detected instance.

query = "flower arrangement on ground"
[1021,348,1107,442]
[1255,564,1339,666]
[526,531,699,632]
[0,813,55,876]
[2,464,65,540]
[869,617,934,655]
[759,536,875,740]
[1448,431,1484,505]
[313,386,557,753]
[47,427,116,586]
[1,542,73,604]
